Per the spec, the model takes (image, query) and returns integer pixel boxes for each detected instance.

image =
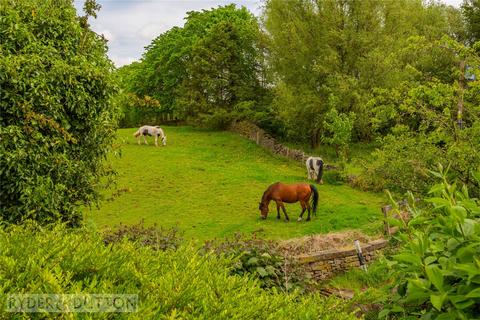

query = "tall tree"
[124,5,268,128]
[0,0,118,225]
[462,0,480,45]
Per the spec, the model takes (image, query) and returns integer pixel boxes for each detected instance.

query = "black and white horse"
[306,156,324,184]
[133,125,167,147]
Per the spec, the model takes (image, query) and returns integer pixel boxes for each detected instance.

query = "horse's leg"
[144,135,148,145]
[137,137,141,145]
[307,168,311,180]
[306,197,312,221]
[297,201,306,222]
[154,135,158,147]
[276,202,281,220]
[306,201,312,221]
[280,202,289,221]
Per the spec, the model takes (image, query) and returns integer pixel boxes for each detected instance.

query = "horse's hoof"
[297,218,302,222]
[306,218,311,222]
[285,219,290,222]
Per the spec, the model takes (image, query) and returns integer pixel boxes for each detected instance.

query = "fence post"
[354,240,368,271]
[382,205,392,236]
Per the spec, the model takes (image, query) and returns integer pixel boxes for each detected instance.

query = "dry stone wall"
[229,121,310,163]
[297,239,388,280]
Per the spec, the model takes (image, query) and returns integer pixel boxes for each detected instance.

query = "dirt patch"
[278,230,381,256]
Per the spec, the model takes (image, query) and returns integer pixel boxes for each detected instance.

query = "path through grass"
[85,127,386,241]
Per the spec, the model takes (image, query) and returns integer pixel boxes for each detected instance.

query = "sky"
[73,0,463,68]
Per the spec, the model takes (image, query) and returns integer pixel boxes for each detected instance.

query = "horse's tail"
[316,159,324,184]
[310,184,319,216]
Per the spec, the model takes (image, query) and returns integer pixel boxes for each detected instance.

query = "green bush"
[103,221,182,251]
[116,93,166,128]
[0,0,118,225]
[203,233,311,293]
[381,166,480,319]
[0,224,356,319]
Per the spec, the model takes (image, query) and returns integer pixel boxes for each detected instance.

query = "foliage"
[0,0,118,225]
[203,233,310,292]
[462,0,480,45]
[357,38,480,195]
[263,0,462,146]
[322,109,356,159]
[0,224,357,319]
[120,5,270,129]
[103,221,182,251]
[381,167,480,319]
[115,92,164,128]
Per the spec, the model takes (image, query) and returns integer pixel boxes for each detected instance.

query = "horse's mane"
[261,182,280,203]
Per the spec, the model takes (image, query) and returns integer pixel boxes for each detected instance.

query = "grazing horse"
[258,182,319,222]
[133,125,167,147]
[306,156,324,184]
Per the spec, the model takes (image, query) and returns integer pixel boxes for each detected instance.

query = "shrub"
[116,93,167,128]
[0,224,356,319]
[381,166,480,319]
[0,0,118,225]
[103,221,182,251]
[203,233,311,293]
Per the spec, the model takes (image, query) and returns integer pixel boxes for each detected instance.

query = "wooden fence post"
[354,240,368,271]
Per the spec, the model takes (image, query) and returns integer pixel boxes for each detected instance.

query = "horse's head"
[258,201,268,219]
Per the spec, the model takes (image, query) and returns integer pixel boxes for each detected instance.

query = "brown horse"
[258,182,319,222]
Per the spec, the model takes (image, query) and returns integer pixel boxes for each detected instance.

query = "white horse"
[306,156,324,184]
[133,125,167,147]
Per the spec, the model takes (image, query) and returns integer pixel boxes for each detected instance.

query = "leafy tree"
[263,0,466,146]
[462,0,480,45]
[359,37,480,195]
[322,109,356,159]
[121,5,269,129]
[0,0,118,225]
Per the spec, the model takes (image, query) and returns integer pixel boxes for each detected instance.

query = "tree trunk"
[457,60,465,130]
[310,128,320,149]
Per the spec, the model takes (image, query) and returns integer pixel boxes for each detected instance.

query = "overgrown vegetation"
[0,223,357,319]
[203,233,310,293]
[103,221,182,251]
[381,167,480,319]
[0,0,118,225]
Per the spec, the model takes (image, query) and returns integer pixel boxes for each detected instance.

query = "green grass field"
[84,127,386,241]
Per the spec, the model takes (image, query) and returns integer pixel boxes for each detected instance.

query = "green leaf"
[393,253,422,266]
[450,295,475,309]
[425,197,450,207]
[466,288,480,298]
[256,266,268,277]
[265,265,276,275]
[378,308,390,318]
[426,265,444,291]
[430,293,446,311]
[424,256,437,265]
[246,257,258,266]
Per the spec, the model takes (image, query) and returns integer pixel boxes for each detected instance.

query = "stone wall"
[296,239,388,280]
[229,121,310,163]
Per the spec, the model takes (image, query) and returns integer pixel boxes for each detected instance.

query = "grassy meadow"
[84,127,386,241]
